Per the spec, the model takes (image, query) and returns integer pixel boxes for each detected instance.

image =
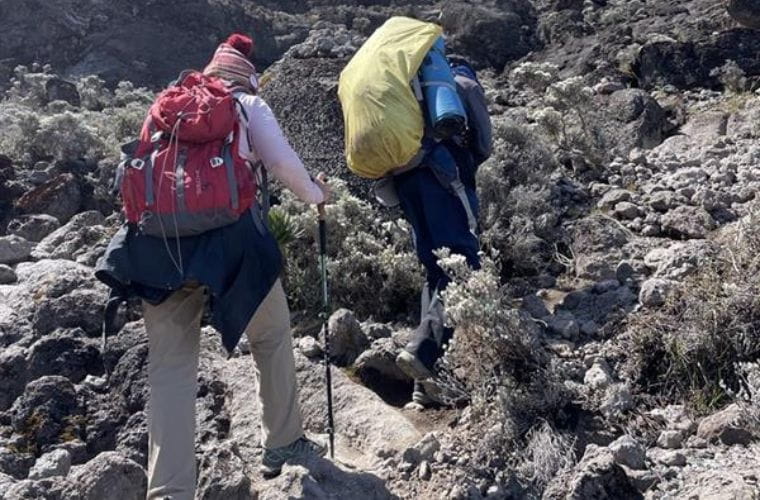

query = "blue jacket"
[95,209,282,353]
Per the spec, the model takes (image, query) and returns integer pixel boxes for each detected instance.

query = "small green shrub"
[274,179,423,321]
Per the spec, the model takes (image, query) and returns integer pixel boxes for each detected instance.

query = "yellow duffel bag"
[338,17,442,179]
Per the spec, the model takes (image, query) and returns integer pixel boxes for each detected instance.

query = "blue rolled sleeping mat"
[418,37,467,140]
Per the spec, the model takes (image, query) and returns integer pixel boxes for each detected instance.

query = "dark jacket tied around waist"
[95,209,282,353]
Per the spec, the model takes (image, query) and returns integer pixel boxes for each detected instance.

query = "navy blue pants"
[394,166,480,370]
[395,166,480,290]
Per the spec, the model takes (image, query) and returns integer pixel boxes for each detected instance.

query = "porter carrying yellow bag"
[338,17,442,178]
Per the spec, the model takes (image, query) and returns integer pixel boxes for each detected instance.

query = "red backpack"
[117,71,257,237]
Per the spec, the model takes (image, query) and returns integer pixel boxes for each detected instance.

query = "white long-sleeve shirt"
[234,93,325,205]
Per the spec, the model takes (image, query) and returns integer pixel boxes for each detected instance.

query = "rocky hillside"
[2,0,760,499]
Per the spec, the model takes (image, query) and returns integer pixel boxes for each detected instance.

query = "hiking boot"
[412,380,435,407]
[260,435,327,478]
[396,349,435,381]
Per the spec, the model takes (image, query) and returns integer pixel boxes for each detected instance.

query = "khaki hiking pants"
[143,279,303,500]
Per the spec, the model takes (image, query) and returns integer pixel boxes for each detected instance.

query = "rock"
[548,310,580,340]
[26,330,100,383]
[571,216,629,280]
[439,1,538,71]
[418,460,432,480]
[648,448,687,467]
[10,376,83,451]
[15,173,81,224]
[726,0,760,29]
[31,210,108,262]
[647,190,681,212]
[116,412,148,468]
[0,471,15,490]
[620,465,659,492]
[608,435,646,470]
[355,337,410,382]
[28,449,72,480]
[522,293,550,319]
[604,89,670,154]
[65,451,146,500]
[2,477,71,499]
[53,440,88,466]
[0,345,27,411]
[327,309,370,366]
[598,189,633,210]
[6,214,61,242]
[584,361,613,390]
[414,433,441,463]
[33,289,107,336]
[613,201,643,220]
[14,259,100,297]
[635,31,760,90]
[544,445,642,499]
[0,447,35,480]
[0,235,35,265]
[644,241,717,280]
[685,435,708,449]
[697,403,755,446]
[0,264,17,284]
[294,352,421,458]
[196,443,255,500]
[656,430,684,449]
[298,336,323,358]
[638,278,674,307]
[615,261,635,284]
[661,206,716,239]
[112,343,149,413]
[261,460,392,499]
[600,384,634,418]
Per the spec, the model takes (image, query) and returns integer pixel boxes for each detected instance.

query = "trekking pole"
[318,202,335,459]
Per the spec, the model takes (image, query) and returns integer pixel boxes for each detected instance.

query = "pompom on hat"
[204,33,258,91]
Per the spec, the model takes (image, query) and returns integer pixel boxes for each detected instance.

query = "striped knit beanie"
[203,34,258,91]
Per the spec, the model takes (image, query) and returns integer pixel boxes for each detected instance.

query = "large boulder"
[326,309,370,366]
[10,376,84,451]
[14,173,81,224]
[0,235,35,265]
[0,0,282,88]
[634,31,760,90]
[697,403,755,446]
[439,0,539,71]
[31,210,109,264]
[6,214,61,243]
[602,89,670,154]
[65,452,146,500]
[26,329,101,383]
[28,449,72,480]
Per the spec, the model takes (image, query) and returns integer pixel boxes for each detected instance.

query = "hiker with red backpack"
[95,34,330,497]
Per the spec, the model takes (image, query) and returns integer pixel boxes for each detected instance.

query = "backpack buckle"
[129,158,145,170]
[210,157,224,168]
[150,131,163,143]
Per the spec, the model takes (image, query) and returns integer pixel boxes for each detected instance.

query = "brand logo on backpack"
[117,71,256,237]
